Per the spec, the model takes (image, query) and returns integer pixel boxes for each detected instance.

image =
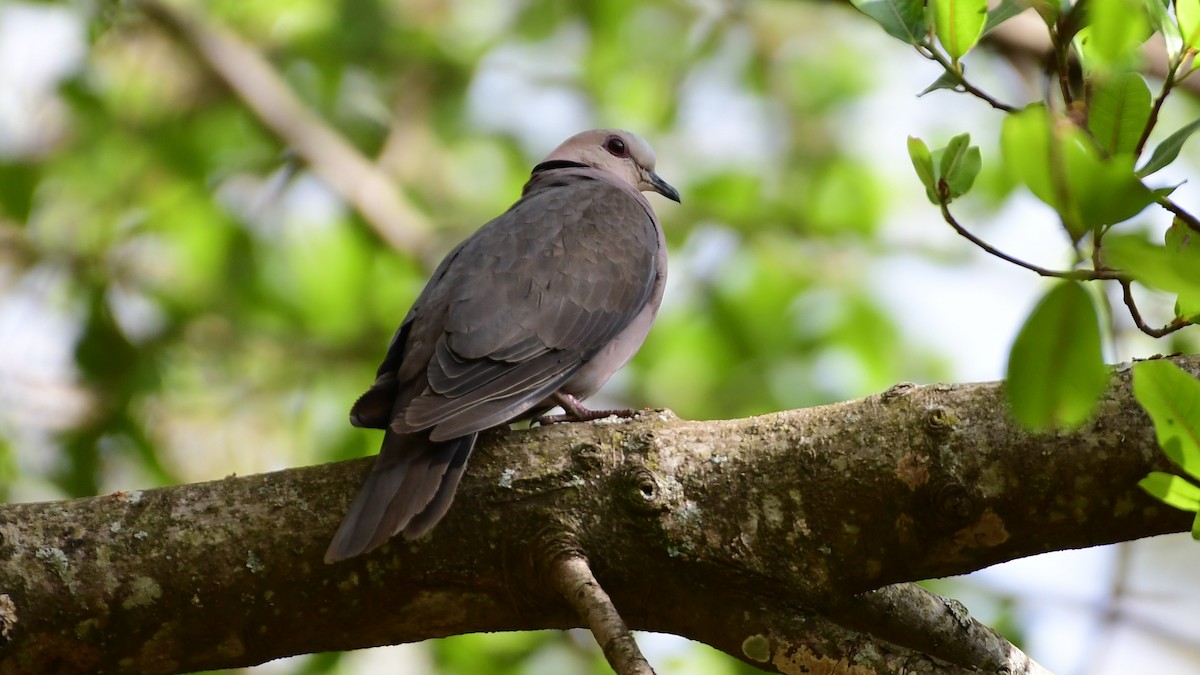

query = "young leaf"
[938,134,981,199]
[1145,0,1184,57]
[1006,281,1110,430]
[1137,118,1200,176]
[910,134,981,203]
[918,71,963,97]
[908,136,936,192]
[983,0,1026,35]
[1178,0,1200,49]
[934,0,988,60]
[851,0,929,44]
[1081,0,1151,69]
[1088,72,1152,155]
[1133,360,1200,477]
[1138,471,1200,510]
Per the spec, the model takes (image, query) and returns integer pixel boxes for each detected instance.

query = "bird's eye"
[604,137,629,158]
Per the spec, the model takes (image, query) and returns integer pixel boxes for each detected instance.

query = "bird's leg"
[534,392,639,426]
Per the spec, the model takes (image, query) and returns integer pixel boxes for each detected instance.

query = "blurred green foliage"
[0,0,956,672]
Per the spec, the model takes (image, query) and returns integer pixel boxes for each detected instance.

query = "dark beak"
[647,171,681,203]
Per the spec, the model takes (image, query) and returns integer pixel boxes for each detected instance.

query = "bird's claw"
[534,407,639,427]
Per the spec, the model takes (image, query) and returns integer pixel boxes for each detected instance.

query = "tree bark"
[1,356,1194,675]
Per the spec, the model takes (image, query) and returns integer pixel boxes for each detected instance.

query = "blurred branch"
[5,355,1196,674]
[983,10,1200,97]
[137,0,433,254]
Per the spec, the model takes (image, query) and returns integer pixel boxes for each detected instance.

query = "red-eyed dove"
[324,129,679,562]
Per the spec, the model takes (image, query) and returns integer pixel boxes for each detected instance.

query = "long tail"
[324,430,476,563]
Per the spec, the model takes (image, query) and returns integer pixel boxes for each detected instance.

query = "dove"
[324,129,680,562]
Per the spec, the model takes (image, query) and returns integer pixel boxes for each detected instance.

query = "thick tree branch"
[3,356,1197,674]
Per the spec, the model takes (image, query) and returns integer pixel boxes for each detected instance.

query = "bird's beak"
[645,171,681,203]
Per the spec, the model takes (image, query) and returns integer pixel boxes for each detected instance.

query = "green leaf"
[1145,0,1184,57]
[1030,0,1061,24]
[1137,118,1200,176]
[908,136,936,192]
[1078,0,1151,70]
[934,0,988,60]
[909,134,981,203]
[1002,106,1155,239]
[918,71,963,97]
[1138,471,1200,510]
[938,133,970,180]
[1178,0,1200,49]
[1006,281,1110,430]
[1193,511,1200,540]
[1088,72,1152,155]
[1001,106,1058,208]
[1070,153,1156,231]
[851,0,928,44]
[0,162,39,222]
[937,133,981,199]
[983,0,1026,35]
[1166,221,1200,318]
[1133,360,1200,476]
[1106,233,1200,301]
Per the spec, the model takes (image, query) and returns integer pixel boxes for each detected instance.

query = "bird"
[324,129,680,563]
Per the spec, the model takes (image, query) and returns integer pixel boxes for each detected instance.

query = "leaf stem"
[1052,26,1074,107]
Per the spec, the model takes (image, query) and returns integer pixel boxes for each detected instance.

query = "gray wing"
[381,178,659,441]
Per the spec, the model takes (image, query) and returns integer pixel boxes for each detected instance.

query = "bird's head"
[542,129,681,203]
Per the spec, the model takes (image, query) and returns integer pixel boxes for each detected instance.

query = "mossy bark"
[1,357,1193,674]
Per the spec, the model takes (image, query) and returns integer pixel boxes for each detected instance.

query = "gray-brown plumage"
[324,129,679,563]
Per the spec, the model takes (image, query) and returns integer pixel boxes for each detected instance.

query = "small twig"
[1051,25,1074,107]
[919,46,1018,112]
[939,203,1120,280]
[1120,279,1191,338]
[1156,196,1200,235]
[137,0,433,254]
[549,554,655,675]
[1135,57,1181,157]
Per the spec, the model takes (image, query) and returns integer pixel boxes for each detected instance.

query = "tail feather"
[324,430,477,563]
[402,443,471,538]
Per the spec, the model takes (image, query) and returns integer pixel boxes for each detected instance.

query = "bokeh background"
[3,1,1200,673]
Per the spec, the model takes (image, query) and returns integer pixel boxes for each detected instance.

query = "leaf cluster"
[856,0,1200,429]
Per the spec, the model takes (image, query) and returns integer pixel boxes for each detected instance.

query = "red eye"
[604,136,629,158]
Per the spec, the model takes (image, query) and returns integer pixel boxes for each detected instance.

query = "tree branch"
[4,356,1197,674]
[136,0,434,254]
[938,202,1119,280]
[1120,279,1191,338]
[549,553,655,675]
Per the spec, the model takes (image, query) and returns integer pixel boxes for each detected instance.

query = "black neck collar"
[530,159,590,174]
